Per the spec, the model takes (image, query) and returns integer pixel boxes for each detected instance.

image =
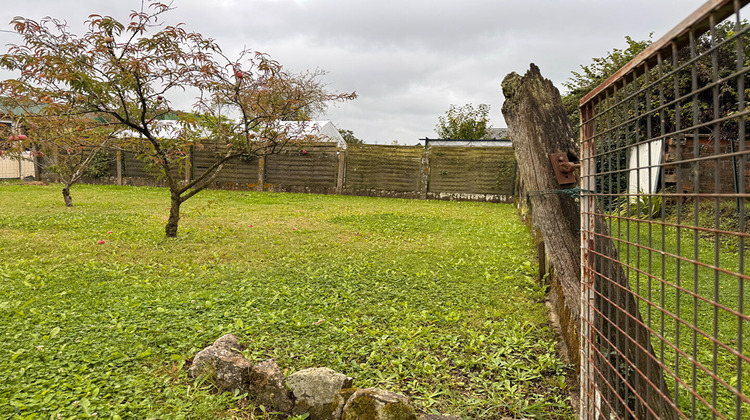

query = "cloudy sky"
[0,0,708,144]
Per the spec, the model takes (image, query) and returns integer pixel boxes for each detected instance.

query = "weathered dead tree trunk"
[501,64,581,366]
[503,64,675,420]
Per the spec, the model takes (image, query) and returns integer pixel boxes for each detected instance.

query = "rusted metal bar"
[580,102,597,420]
[585,26,750,127]
[586,285,750,411]
[585,249,750,341]
[588,229,750,285]
[733,4,747,418]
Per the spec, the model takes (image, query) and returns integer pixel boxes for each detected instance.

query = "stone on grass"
[286,367,354,419]
[212,333,243,351]
[187,334,251,393]
[418,416,462,420]
[248,359,294,414]
[341,388,417,420]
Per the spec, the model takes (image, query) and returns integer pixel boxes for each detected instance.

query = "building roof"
[421,138,512,147]
[486,127,510,139]
[119,119,347,147]
[277,120,346,148]
[420,127,510,146]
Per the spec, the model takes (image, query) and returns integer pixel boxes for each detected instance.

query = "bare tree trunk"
[165,190,182,238]
[62,186,73,207]
[161,154,232,237]
[501,64,581,366]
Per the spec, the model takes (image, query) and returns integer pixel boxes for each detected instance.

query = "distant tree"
[562,35,652,128]
[565,22,748,208]
[1,2,355,236]
[339,128,363,145]
[565,23,748,132]
[435,103,491,139]
[666,20,750,139]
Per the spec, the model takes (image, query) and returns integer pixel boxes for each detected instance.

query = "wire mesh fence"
[579,1,749,418]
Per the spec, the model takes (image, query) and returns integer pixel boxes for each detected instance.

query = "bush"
[83,149,113,178]
[614,190,663,219]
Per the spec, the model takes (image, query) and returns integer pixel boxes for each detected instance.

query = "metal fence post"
[116,150,123,186]
[336,147,346,194]
[419,145,431,199]
[580,103,597,420]
[257,155,266,192]
[32,146,40,181]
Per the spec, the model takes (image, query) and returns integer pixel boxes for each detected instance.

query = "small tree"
[0,3,203,211]
[182,50,354,236]
[435,103,491,139]
[338,128,363,145]
[0,93,118,206]
[1,2,354,236]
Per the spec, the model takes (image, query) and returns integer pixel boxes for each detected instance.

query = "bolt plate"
[549,153,577,185]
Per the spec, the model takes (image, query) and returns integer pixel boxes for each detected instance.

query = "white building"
[422,127,512,147]
[119,119,347,148]
[422,138,512,147]
[278,120,347,148]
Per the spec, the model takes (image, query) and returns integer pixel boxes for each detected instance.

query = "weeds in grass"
[613,210,749,418]
[614,189,663,220]
[0,182,573,419]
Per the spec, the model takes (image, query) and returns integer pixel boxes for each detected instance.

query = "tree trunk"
[502,64,675,420]
[501,64,581,366]
[62,186,73,207]
[165,191,182,238]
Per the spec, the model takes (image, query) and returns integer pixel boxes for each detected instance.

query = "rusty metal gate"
[579,0,749,418]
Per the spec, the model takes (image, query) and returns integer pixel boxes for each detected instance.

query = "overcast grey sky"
[0,0,708,144]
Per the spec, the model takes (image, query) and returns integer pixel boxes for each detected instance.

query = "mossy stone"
[341,388,417,420]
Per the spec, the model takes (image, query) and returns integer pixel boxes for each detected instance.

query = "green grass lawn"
[0,182,573,419]
[612,205,750,419]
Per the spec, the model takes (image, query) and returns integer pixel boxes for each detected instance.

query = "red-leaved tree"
[0,2,355,236]
[0,91,118,206]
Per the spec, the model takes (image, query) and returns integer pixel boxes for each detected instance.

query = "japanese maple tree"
[0,91,118,206]
[1,2,355,236]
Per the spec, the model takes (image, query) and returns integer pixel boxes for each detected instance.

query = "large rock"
[333,388,359,419]
[341,388,417,420]
[188,334,251,393]
[286,367,354,419]
[248,359,294,414]
[213,333,243,350]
